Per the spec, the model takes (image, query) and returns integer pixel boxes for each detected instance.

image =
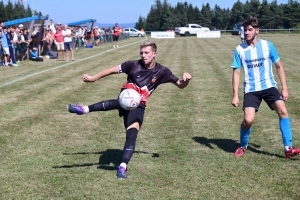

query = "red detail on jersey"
[151,77,157,83]
[121,83,152,106]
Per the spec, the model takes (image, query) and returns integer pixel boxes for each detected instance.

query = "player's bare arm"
[174,72,192,89]
[275,60,289,101]
[231,68,240,107]
[82,66,119,82]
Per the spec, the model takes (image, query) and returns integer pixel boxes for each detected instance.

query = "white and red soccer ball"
[119,89,141,110]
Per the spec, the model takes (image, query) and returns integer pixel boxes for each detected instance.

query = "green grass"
[1,35,300,199]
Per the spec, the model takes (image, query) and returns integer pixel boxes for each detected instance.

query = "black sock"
[121,128,138,164]
[88,99,121,112]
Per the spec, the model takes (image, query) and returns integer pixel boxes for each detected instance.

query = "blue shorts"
[243,87,284,111]
[64,42,73,51]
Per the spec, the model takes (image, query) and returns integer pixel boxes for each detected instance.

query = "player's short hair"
[140,40,157,52]
[243,16,259,28]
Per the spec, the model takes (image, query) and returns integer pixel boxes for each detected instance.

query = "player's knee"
[277,107,288,118]
[243,117,254,127]
[127,122,140,131]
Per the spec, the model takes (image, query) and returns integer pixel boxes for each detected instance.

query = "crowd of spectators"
[0,19,126,66]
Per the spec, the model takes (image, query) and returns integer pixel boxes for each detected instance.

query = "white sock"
[83,106,89,114]
[117,45,119,48]
[284,146,291,151]
[120,162,127,169]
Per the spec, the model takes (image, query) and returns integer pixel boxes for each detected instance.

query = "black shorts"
[113,35,119,41]
[243,87,284,111]
[119,104,145,129]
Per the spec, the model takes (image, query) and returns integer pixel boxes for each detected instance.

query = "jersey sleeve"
[231,49,242,70]
[268,41,280,63]
[161,67,179,83]
[119,61,135,74]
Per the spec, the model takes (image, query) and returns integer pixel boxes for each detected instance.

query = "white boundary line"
[0,40,144,88]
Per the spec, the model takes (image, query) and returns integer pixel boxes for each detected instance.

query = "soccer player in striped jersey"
[231,16,300,158]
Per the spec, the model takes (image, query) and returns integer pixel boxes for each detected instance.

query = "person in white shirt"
[62,24,74,61]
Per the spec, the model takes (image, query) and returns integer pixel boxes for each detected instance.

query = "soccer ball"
[119,89,141,110]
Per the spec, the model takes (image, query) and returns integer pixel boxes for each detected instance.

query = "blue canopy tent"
[67,19,96,29]
[68,19,96,45]
[4,15,49,57]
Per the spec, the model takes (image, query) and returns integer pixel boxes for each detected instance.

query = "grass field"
[1,34,300,199]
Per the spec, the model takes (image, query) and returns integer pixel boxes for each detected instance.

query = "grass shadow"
[53,149,159,170]
[192,137,285,158]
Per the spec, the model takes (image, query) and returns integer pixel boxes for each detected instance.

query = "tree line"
[0,0,41,23]
[135,0,300,31]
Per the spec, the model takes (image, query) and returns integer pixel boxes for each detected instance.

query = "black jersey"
[118,59,179,106]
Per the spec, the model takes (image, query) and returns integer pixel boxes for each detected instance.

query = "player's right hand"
[231,96,239,107]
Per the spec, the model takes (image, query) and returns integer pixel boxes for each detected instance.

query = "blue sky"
[4,0,289,24]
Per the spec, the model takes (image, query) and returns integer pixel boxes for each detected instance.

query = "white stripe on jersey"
[231,39,279,94]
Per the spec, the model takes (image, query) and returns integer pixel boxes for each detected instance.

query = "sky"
[3,0,290,24]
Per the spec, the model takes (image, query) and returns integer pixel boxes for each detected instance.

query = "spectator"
[46,29,55,51]
[62,24,75,61]
[93,27,100,46]
[99,26,105,44]
[113,23,121,48]
[54,26,64,60]
[19,29,30,61]
[12,27,21,62]
[6,26,18,66]
[0,22,10,66]
[29,47,43,61]
[0,28,3,65]
[48,20,56,34]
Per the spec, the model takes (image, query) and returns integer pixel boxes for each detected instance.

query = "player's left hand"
[182,72,192,81]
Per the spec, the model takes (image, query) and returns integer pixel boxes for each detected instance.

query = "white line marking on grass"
[0,40,145,88]
[227,37,235,40]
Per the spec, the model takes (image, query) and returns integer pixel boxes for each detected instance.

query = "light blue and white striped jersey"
[231,39,280,94]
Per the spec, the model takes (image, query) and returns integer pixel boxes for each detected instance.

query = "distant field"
[0,34,300,199]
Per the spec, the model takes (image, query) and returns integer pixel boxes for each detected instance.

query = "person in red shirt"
[113,23,121,48]
[54,26,64,60]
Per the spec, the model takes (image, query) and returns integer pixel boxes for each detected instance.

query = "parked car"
[232,23,242,35]
[124,28,145,37]
[174,24,210,36]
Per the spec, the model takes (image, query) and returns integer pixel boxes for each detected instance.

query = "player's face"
[244,25,259,41]
[140,46,156,65]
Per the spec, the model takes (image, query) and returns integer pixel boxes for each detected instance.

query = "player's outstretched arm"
[82,66,119,82]
[231,68,240,107]
[175,72,192,89]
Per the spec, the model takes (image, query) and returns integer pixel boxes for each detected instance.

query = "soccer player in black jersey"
[68,40,192,179]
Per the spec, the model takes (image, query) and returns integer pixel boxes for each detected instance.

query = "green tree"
[270,0,284,28]
[160,0,174,30]
[282,0,300,28]
[230,0,245,28]
[14,1,27,19]
[200,3,212,28]
[135,15,146,30]
[211,5,225,29]
[259,0,272,28]
[0,0,8,22]
[5,0,14,20]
